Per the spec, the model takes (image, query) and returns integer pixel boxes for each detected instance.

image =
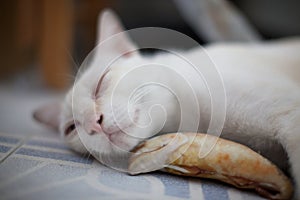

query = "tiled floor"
[0,80,265,200]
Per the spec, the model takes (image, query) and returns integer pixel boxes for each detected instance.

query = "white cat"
[34,10,300,198]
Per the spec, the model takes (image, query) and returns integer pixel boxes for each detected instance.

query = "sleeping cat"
[34,10,300,197]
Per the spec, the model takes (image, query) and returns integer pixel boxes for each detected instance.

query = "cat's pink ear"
[33,102,61,131]
[96,9,137,56]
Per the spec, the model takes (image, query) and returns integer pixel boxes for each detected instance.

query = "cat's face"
[59,10,159,158]
[60,58,153,156]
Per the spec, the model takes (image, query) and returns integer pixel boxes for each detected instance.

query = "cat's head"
[33,10,167,162]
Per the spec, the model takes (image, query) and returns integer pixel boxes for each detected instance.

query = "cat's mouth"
[101,130,132,151]
[101,108,140,148]
[102,123,135,148]
[85,107,140,151]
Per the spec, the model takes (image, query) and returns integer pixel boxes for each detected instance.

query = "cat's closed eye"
[64,123,76,136]
[95,70,110,98]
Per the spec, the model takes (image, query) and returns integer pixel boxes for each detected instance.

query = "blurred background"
[0,0,300,91]
[0,0,300,135]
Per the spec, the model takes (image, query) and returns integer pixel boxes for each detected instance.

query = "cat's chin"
[109,137,142,155]
[88,140,137,172]
[108,134,133,151]
[102,127,146,152]
[86,132,139,154]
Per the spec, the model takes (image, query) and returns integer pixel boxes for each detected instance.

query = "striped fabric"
[0,133,265,200]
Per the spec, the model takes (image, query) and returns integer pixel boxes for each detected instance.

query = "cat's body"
[34,10,300,198]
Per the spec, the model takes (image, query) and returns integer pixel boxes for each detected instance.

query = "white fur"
[58,10,300,197]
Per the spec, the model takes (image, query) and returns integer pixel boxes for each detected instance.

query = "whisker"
[79,149,90,163]
[109,107,126,123]
[133,100,157,109]
[131,90,148,104]
[85,152,92,164]
[65,47,80,71]
[61,74,76,82]
[131,87,153,104]
[113,105,133,122]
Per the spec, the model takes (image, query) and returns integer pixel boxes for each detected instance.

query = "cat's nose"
[86,114,104,135]
[98,114,103,126]
[87,123,102,135]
